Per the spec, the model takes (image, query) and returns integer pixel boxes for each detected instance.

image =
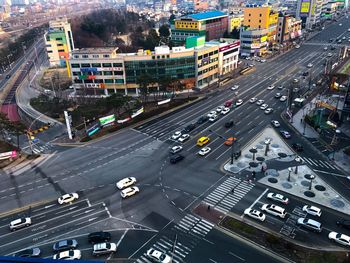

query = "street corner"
[192,202,225,225]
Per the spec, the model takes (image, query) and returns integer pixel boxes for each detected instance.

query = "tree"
[144,29,160,50]
[136,74,153,103]
[0,112,26,150]
[169,14,176,23]
[231,28,240,39]
[158,75,173,99]
[159,24,170,38]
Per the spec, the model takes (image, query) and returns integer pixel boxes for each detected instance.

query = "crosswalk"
[136,214,214,263]
[31,142,54,154]
[299,157,337,170]
[204,177,255,214]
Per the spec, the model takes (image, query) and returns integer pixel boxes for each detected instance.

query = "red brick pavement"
[193,202,225,225]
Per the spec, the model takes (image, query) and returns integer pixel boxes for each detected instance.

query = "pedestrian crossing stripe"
[300,157,337,170]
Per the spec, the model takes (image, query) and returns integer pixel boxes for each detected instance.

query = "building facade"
[44,17,75,67]
[228,13,244,32]
[68,40,239,95]
[240,4,278,57]
[276,14,302,43]
[296,0,324,29]
[170,11,229,45]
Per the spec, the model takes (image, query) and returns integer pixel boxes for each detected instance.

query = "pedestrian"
[300,118,303,123]
[207,205,211,211]
[231,188,234,194]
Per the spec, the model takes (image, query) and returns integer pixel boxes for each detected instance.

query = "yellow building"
[228,13,244,32]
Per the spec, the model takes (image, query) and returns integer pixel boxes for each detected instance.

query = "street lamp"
[294,156,302,174]
[249,147,257,161]
[309,175,315,190]
[287,167,293,182]
[264,139,271,156]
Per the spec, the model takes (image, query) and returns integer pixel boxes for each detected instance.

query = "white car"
[93,242,117,256]
[236,99,243,106]
[244,208,266,222]
[178,134,190,142]
[256,99,264,105]
[260,104,268,110]
[267,85,275,90]
[323,47,328,51]
[171,131,182,140]
[170,145,183,154]
[295,45,300,49]
[231,85,239,91]
[216,106,225,112]
[264,108,273,114]
[327,53,332,57]
[198,146,211,156]
[261,204,287,218]
[116,177,137,190]
[209,115,218,122]
[249,98,257,103]
[146,248,172,263]
[58,193,79,205]
[280,96,287,102]
[339,23,342,26]
[302,205,322,217]
[53,250,81,260]
[307,63,313,68]
[328,232,350,247]
[271,120,280,127]
[10,217,32,231]
[260,59,266,63]
[267,193,289,205]
[221,107,230,115]
[278,85,284,90]
[207,111,217,118]
[120,186,139,198]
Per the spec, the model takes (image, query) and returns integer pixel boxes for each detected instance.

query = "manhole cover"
[229,166,240,173]
[256,157,265,162]
[268,178,278,183]
[237,162,246,168]
[245,154,253,159]
[301,180,310,187]
[256,145,264,149]
[265,169,279,177]
[249,162,259,167]
[304,191,315,197]
[282,182,292,189]
[315,185,326,191]
[278,152,287,158]
[271,143,280,148]
[330,199,345,208]
[259,141,266,145]
[304,174,314,180]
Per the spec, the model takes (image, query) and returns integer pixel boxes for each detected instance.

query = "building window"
[103,71,113,75]
[74,55,79,59]
[81,63,90,67]
[105,79,113,83]
[259,20,261,23]
[259,14,262,17]
[248,19,250,22]
[47,50,53,53]
[113,63,123,67]
[82,55,88,58]
[58,49,64,52]
[57,44,63,47]
[102,63,112,67]
[249,14,251,16]
[56,38,62,41]
[103,54,110,58]
[93,55,99,58]
[71,63,80,68]
[92,63,101,67]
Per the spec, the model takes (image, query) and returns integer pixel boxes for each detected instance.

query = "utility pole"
[171,234,178,262]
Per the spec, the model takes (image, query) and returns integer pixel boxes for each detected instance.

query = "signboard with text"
[300,0,311,17]
[0,151,17,160]
[99,114,115,127]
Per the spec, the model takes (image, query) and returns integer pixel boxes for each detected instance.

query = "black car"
[336,219,350,230]
[330,46,336,50]
[197,116,208,124]
[88,231,111,244]
[184,123,196,132]
[170,154,184,164]
[225,121,234,128]
[292,143,303,152]
[53,239,78,252]
[5,74,11,79]
[302,71,309,76]
[14,248,41,257]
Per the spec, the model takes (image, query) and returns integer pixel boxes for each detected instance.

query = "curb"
[0,199,55,218]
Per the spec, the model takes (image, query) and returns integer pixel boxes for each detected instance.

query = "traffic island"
[192,202,225,225]
[219,216,348,263]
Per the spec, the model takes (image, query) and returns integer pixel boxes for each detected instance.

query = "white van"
[261,204,287,218]
[10,217,32,231]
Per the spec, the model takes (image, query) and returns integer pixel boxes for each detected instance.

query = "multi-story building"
[44,17,75,67]
[240,4,278,57]
[228,13,244,32]
[281,0,299,16]
[68,39,239,94]
[296,0,324,29]
[170,11,229,45]
[276,14,302,43]
[321,1,337,20]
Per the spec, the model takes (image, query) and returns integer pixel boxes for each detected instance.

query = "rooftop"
[72,47,118,54]
[186,11,227,21]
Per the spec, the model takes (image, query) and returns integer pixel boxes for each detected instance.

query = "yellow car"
[197,136,210,146]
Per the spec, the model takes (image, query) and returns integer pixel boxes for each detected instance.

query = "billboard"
[86,123,100,136]
[0,151,17,160]
[300,0,311,17]
[99,114,115,127]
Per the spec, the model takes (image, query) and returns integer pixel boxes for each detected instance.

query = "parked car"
[297,218,322,232]
[116,177,137,189]
[57,193,79,205]
[292,143,304,152]
[328,232,350,247]
[302,205,322,217]
[280,130,291,139]
[14,248,41,258]
[10,217,32,231]
[221,107,230,115]
[170,145,183,154]
[261,204,287,218]
[244,208,266,222]
[53,239,78,252]
[225,120,234,128]
[267,193,289,205]
[146,248,172,263]
[53,250,81,260]
[121,186,139,198]
[170,154,184,164]
[92,242,117,256]
[271,120,280,127]
[88,232,111,244]
[198,146,211,156]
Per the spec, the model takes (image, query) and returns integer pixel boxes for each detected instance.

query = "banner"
[86,123,100,136]
[0,151,17,160]
[117,117,131,124]
[158,99,171,105]
[99,114,115,127]
[131,107,144,118]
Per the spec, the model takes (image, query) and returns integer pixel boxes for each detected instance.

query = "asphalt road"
[1,15,350,262]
